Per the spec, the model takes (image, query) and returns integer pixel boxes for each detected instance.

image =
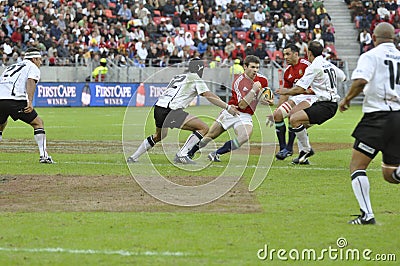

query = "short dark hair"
[243,55,260,67]
[308,41,323,57]
[284,43,299,53]
[188,57,204,77]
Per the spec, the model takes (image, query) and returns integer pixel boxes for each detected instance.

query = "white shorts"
[216,110,253,130]
[289,94,318,106]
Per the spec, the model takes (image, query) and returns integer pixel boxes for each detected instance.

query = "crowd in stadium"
[0,0,393,68]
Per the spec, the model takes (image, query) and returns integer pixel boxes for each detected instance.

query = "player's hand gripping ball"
[259,87,274,106]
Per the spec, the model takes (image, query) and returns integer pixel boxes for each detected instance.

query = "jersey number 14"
[384,60,400,90]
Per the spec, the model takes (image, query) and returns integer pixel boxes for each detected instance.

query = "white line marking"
[0,160,381,172]
[0,247,188,257]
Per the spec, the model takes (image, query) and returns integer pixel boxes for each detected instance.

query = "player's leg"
[128,127,168,163]
[187,120,225,158]
[286,100,311,154]
[0,120,7,141]
[274,100,296,160]
[209,122,253,162]
[128,106,170,163]
[290,110,313,164]
[348,148,376,224]
[176,114,209,158]
[28,115,54,163]
[381,111,400,184]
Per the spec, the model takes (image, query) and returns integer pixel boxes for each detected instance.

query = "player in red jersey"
[269,44,317,162]
[188,55,271,162]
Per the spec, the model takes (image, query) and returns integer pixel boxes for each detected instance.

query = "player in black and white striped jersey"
[0,47,54,164]
[339,22,400,225]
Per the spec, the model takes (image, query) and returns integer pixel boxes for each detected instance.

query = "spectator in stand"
[359,28,372,54]
[295,35,308,58]
[377,2,390,19]
[192,6,204,22]
[224,38,235,57]
[212,11,222,26]
[136,41,148,61]
[322,25,335,45]
[276,31,291,50]
[297,14,309,32]
[146,20,160,41]
[157,18,168,37]
[164,0,178,17]
[244,43,254,57]
[197,23,208,41]
[172,11,181,27]
[231,42,245,60]
[284,19,298,38]
[254,6,266,26]
[270,1,284,18]
[185,32,196,51]
[315,4,331,22]
[174,29,186,51]
[217,19,231,38]
[259,27,268,40]
[254,42,268,62]
[241,13,252,31]
[197,38,208,56]
[245,29,257,44]
[117,4,132,23]
[181,5,194,24]
[265,35,277,53]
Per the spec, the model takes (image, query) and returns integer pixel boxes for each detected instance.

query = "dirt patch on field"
[0,174,263,213]
[0,140,349,213]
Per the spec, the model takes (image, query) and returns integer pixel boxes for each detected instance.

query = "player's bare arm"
[339,78,367,112]
[24,78,38,113]
[276,85,305,96]
[201,91,239,116]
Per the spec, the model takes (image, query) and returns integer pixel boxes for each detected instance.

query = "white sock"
[176,131,203,157]
[351,170,374,219]
[294,125,311,152]
[130,136,155,160]
[0,131,2,141]
[34,128,48,158]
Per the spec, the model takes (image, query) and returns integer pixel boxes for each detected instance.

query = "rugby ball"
[261,87,274,101]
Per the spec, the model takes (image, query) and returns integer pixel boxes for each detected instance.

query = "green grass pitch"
[0,106,399,265]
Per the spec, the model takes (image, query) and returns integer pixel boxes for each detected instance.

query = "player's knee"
[289,116,301,128]
[198,125,209,136]
[30,116,44,128]
[276,102,291,121]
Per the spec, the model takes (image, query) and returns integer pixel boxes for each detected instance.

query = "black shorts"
[0,99,38,124]
[153,105,189,129]
[352,111,400,165]
[304,101,338,125]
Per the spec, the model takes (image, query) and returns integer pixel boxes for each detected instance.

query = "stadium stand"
[0,0,342,68]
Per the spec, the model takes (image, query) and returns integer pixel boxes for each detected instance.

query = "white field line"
[0,247,188,257]
[0,160,381,172]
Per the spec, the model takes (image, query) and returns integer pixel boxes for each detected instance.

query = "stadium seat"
[180,24,188,31]
[105,9,116,19]
[189,24,198,32]
[236,31,246,40]
[270,50,283,62]
[108,2,116,9]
